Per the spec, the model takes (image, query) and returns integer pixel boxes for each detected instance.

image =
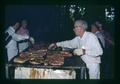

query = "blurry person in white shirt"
[91,22,105,49]
[5,22,29,61]
[48,20,103,79]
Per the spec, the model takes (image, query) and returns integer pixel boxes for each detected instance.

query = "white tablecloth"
[14,67,76,79]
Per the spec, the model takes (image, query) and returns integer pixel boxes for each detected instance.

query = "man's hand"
[73,48,85,56]
[48,43,57,50]
[29,37,35,44]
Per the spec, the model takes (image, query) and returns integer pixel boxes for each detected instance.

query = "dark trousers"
[100,48,114,79]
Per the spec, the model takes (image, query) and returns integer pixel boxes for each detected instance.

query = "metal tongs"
[48,46,62,51]
[62,47,76,53]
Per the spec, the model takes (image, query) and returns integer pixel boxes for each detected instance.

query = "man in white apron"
[49,20,103,79]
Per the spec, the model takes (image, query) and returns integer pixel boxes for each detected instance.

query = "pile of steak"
[13,45,72,65]
[46,51,72,65]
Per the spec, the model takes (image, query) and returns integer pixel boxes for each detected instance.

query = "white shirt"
[56,31,103,64]
[5,26,29,61]
[17,30,30,53]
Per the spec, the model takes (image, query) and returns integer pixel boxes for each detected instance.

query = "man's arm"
[56,37,78,48]
[48,37,78,50]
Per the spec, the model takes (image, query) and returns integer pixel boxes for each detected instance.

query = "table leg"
[79,67,89,79]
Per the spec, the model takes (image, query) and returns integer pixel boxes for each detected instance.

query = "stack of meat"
[47,54,64,66]
[29,49,47,64]
[46,51,72,66]
[13,44,72,66]
[13,49,47,64]
[13,52,30,63]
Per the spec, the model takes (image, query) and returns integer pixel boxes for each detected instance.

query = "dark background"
[4,5,114,43]
[5,5,73,43]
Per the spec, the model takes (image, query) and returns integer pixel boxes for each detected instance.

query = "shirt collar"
[81,31,87,38]
[77,31,87,39]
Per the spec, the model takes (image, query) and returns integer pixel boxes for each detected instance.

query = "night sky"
[5,5,72,43]
[5,5,114,43]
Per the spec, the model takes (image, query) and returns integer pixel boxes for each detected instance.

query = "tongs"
[62,47,76,53]
[48,46,62,51]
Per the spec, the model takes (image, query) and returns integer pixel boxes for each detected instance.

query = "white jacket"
[56,31,103,64]
[5,26,29,61]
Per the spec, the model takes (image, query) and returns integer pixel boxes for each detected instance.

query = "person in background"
[93,21,114,79]
[5,22,29,61]
[91,21,105,79]
[48,20,103,79]
[16,20,34,53]
[16,20,29,35]
[91,22,105,49]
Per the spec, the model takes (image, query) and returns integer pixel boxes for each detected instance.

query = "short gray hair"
[74,20,88,30]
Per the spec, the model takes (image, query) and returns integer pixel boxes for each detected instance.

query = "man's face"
[73,22,85,37]
[91,25,98,33]
[22,20,27,28]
